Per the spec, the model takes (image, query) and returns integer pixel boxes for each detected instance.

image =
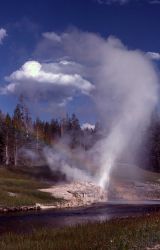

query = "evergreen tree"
[12,104,25,166]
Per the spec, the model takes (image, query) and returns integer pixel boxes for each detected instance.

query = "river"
[1,201,160,234]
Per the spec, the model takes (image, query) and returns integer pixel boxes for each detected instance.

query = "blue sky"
[0,0,160,124]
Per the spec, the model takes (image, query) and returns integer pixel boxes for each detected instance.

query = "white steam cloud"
[43,144,94,182]
[147,51,160,60]
[42,32,62,43]
[0,28,7,44]
[90,36,159,188]
[39,30,159,189]
[81,123,95,130]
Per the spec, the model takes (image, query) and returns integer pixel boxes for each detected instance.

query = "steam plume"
[91,36,159,188]
[52,31,159,188]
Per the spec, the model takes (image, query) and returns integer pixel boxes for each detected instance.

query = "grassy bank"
[0,167,61,207]
[0,212,160,249]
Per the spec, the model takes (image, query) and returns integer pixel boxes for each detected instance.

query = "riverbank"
[38,165,160,208]
[1,166,160,211]
[0,167,62,207]
[0,211,160,250]
[0,204,41,213]
[39,179,160,209]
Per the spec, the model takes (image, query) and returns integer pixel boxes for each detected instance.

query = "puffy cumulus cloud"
[1,60,94,107]
[0,28,7,44]
[81,123,95,130]
[147,52,160,60]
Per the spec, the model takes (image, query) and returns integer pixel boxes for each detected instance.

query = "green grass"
[0,212,160,249]
[0,167,61,207]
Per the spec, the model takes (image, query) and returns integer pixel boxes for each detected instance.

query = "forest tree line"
[0,98,100,167]
[0,98,160,172]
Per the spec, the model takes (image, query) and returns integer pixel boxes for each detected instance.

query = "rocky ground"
[39,179,160,209]
[147,245,160,250]
[40,181,108,208]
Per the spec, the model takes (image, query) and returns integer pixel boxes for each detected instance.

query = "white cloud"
[36,29,158,121]
[81,123,95,130]
[0,28,7,44]
[42,32,61,43]
[1,60,94,107]
[147,52,160,60]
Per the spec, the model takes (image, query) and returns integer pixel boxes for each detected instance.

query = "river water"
[1,201,160,234]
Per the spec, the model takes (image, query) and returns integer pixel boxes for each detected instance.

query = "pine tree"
[12,103,26,166]
[0,111,5,165]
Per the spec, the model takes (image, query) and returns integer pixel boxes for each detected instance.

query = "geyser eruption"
[41,31,159,192]
[93,38,159,189]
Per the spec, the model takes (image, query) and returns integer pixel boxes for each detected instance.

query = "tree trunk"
[14,140,18,166]
[5,146,9,166]
[5,135,9,166]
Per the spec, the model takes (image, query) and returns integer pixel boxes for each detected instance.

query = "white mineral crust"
[40,181,107,208]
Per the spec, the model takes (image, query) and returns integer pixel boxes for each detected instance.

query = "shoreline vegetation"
[0,166,107,212]
[0,167,64,209]
[0,212,160,250]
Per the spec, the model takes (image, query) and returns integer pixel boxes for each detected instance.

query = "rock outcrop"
[40,181,108,208]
